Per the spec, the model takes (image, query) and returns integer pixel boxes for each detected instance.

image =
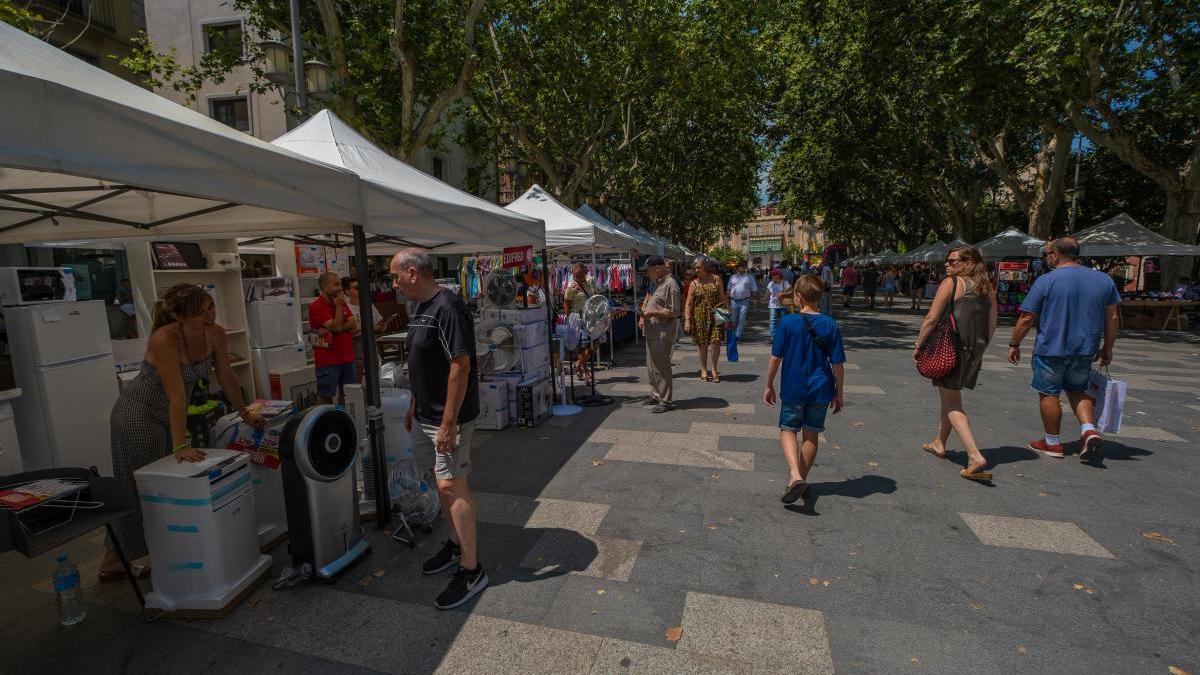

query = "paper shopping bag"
[1088,370,1126,434]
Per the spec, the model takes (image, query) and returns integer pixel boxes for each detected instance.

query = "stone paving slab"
[676,592,835,674]
[590,637,751,674]
[520,530,642,581]
[959,512,1116,558]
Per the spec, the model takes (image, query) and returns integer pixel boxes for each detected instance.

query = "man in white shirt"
[727,261,758,343]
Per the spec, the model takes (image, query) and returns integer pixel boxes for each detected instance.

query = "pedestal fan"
[574,295,613,407]
[552,313,582,416]
[481,271,518,309]
[475,321,522,374]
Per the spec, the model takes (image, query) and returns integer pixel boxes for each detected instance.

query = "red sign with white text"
[503,245,533,269]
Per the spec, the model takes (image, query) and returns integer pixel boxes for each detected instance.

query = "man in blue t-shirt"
[1008,237,1120,462]
[763,276,846,505]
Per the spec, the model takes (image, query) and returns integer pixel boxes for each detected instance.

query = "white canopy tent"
[976,227,1045,260]
[0,21,550,527]
[272,111,543,253]
[577,204,652,255]
[1074,213,1200,257]
[866,248,898,265]
[899,243,934,264]
[0,21,362,244]
[506,185,635,254]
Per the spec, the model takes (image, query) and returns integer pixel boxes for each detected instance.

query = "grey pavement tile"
[824,613,1004,675]
[434,612,603,674]
[590,638,751,674]
[842,384,886,395]
[1113,425,1186,442]
[959,513,1116,558]
[474,491,611,535]
[690,421,780,439]
[605,444,755,471]
[676,592,835,674]
[540,575,687,647]
[520,529,642,582]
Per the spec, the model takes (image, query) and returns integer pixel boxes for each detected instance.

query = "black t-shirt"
[861,269,879,289]
[406,288,479,425]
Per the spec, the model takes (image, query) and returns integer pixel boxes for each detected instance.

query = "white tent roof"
[578,204,653,255]
[899,242,934,263]
[506,185,635,253]
[273,111,543,252]
[0,21,363,245]
[976,227,1045,259]
[1074,212,1200,257]
[866,248,898,264]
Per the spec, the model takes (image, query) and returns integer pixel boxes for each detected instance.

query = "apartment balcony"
[35,0,116,31]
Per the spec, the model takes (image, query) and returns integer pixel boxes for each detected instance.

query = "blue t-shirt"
[771,311,846,403]
[1020,265,1121,357]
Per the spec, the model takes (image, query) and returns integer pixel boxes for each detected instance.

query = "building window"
[210,97,250,132]
[204,21,243,54]
[431,155,446,181]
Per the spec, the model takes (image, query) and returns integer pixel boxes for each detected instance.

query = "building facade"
[144,0,490,196]
[33,0,146,82]
[713,205,827,267]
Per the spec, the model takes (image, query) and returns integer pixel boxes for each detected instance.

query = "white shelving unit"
[126,238,253,404]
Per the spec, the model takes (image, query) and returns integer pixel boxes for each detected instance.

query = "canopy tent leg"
[541,248,556,405]
[353,225,390,528]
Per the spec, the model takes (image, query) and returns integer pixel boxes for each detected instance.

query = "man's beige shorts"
[412,419,476,481]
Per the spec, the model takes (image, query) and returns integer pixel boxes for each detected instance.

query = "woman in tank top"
[913,245,997,482]
[99,283,263,580]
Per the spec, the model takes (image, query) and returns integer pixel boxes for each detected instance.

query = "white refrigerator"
[6,300,118,475]
[247,297,308,399]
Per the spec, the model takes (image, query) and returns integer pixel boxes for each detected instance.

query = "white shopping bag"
[1087,369,1126,434]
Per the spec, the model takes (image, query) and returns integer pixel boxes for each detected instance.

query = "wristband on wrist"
[173,442,189,452]
[1008,342,1021,348]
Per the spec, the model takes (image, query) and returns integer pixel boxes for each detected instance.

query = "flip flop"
[712,372,721,383]
[781,479,808,504]
[960,469,993,482]
[921,443,946,459]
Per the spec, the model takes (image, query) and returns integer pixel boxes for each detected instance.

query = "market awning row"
[0,21,544,250]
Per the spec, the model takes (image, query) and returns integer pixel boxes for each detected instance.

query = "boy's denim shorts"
[779,399,828,433]
[1030,354,1092,395]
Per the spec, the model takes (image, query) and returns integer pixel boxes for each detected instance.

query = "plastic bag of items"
[391,460,440,525]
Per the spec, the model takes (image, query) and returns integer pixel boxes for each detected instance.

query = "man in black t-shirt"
[391,248,487,610]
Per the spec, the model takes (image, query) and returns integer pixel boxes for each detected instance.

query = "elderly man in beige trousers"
[638,256,681,413]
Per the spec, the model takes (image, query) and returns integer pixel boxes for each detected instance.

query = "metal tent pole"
[353,225,390,527]
[541,248,556,404]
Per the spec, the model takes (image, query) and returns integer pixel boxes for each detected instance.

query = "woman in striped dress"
[98,283,262,581]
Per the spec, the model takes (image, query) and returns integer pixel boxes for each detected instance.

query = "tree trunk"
[1159,187,1200,289]
[1027,123,1073,239]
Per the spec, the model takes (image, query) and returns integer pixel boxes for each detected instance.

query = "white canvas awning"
[577,204,652,255]
[899,242,933,263]
[0,21,363,245]
[1074,213,1200,257]
[272,111,543,253]
[976,227,1045,259]
[506,185,634,253]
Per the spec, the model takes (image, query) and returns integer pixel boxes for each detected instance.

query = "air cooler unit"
[278,405,370,580]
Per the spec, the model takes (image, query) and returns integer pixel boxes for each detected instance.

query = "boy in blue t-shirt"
[763,276,846,504]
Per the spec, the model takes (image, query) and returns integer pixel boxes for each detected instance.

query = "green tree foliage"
[120,0,491,161]
[1017,0,1199,279]
[0,1,41,33]
[706,245,745,265]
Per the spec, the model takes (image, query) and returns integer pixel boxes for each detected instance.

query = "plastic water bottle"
[52,554,85,626]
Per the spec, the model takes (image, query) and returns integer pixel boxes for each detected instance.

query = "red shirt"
[309,295,355,367]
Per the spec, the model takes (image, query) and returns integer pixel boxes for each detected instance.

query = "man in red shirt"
[309,272,359,404]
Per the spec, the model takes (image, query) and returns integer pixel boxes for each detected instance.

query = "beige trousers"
[644,320,677,402]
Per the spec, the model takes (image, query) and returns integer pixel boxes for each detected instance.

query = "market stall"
[1073,213,1200,329]
[975,228,1047,314]
[0,23,547,543]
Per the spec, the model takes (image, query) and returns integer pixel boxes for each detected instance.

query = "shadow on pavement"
[672,396,746,411]
[786,474,898,516]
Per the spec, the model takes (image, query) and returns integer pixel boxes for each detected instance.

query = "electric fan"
[575,295,614,407]
[552,314,583,416]
[475,320,522,373]
[481,272,518,309]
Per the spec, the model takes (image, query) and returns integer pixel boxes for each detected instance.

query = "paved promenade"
[2,305,1197,674]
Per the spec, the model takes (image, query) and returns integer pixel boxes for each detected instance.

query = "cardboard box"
[269,365,317,410]
[477,381,510,430]
[516,378,553,427]
[512,321,549,350]
[490,307,547,326]
[518,342,551,374]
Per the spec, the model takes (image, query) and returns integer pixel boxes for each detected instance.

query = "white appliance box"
[247,298,302,348]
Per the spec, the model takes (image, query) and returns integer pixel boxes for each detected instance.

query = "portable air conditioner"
[278,406,370,580]
[134,449,272,615]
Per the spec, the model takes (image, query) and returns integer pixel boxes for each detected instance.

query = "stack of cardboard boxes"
[476,307,553,430]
